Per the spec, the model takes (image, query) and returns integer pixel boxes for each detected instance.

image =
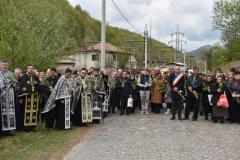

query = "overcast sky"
[68,0,221,51]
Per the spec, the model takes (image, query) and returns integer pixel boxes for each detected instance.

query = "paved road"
[64,113,240,160]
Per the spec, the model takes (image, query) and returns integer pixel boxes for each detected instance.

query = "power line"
[111,0,143,35]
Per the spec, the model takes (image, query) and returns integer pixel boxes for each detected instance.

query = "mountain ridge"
[187,45,213,57]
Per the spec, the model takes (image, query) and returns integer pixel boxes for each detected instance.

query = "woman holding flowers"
[210,76,228,123]
[150,73,166,114]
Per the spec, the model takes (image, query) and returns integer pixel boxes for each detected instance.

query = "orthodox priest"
[42,68,72,130]
[0,60,16,135]
[72,68,92,126]
[16,64,40,131]
[44,68,59,128]
[67,71,79,115]
[102,68,113,115]
[91,68,106,123]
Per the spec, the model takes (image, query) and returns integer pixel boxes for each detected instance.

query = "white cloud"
[68,0,221,51]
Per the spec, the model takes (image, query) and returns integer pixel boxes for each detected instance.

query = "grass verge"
[0,123,94,160]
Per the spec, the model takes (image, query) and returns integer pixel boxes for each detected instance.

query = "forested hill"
[0,0,173,69]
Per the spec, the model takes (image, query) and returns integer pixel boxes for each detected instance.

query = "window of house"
[92,54,99,61]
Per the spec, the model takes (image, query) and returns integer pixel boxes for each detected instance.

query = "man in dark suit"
[119,71,132,115]
[184,67,203,121]
[169,66,185,120]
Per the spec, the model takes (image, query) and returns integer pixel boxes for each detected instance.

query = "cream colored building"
[57,42,137,72]
[126,55,137,69]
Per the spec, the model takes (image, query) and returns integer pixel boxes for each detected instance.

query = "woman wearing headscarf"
[210,76,228,123]
[150,73,166,114]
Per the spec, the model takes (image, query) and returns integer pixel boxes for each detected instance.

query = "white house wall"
[59,52,119,71]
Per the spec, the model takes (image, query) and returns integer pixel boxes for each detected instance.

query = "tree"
[0,0,75,70]
[227,37,240,61]
[0,0,173,70]
[213,0,240,47]
[211,0,240,70]
[117,53,129,68]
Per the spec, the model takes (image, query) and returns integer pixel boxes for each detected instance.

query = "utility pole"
[183,49,186,66]
[190,55,194,69]
[168,25,187,63]
[101,0,106,70]
[144,24,148,68]
[204,60,207,74]
[149,20,152,66]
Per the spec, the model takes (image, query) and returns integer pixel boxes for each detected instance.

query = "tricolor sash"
[173,73,184,87]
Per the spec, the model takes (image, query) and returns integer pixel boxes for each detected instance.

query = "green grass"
[0,123,92,160]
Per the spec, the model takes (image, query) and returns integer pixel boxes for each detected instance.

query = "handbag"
[208,94,213,105]
[127,96,133,108]
[216,92,229,108]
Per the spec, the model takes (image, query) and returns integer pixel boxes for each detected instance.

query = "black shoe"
[170,117,176,120]
[178,117,183,121]
[2,131,15,136]
[183,117,189,120]
[80,123,88,127]
[220,120,224,124]
[120,112,124,115]
[192,118,197,121]
[205,117,208,120]
[31,128,37,132]
[24,128,30,132]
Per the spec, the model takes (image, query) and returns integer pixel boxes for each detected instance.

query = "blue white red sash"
[173,73,184,86]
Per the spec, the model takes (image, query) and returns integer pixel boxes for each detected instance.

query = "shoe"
[24,128,30,132]
[192,118,197,121]
[145,111,149,115]
[2,131,15,136]
[120,112,124,115]
[80,123,88,127]
[164,109,170,115]
[205,117,208,120]
[183,117,189,120]
[140,111,144,115]
[178,117,183,121]
[170,117,176,120]
[220,119,224,124]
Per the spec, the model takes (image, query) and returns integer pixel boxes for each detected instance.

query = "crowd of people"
[0,59,240,136]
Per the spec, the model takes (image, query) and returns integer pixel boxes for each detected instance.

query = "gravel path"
[64,113,240,160]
